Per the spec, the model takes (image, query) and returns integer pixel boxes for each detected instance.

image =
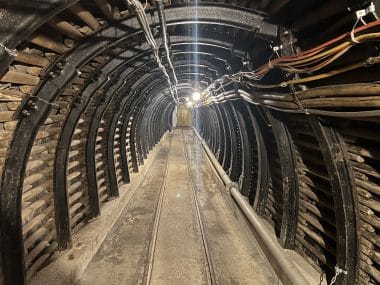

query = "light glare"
[192,91,201,101]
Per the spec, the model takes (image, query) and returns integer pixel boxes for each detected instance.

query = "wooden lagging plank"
[287,122,338,277]
[340,120,380,284]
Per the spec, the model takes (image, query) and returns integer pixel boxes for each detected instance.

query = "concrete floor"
[78,129,278,285]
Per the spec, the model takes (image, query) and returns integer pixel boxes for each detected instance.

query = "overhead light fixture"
[192,91,201,101]
[185,97,190,102]
[186,101,193,108]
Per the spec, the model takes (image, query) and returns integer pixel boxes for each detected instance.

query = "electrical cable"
[125,0,179,103]
[199,88,380,117]
[156,0,179,102]
[199,18,380,114]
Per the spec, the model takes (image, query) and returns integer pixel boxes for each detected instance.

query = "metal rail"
[144,130,216,284]
[144,133,173,284]
[182,129,217,285]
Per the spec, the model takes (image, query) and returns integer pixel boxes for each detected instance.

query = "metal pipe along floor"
[77,129,278,285]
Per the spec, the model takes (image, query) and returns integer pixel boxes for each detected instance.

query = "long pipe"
[194,128,310,285]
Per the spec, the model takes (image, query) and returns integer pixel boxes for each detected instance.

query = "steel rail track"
[143,133,173,285]
[181,129,217,285]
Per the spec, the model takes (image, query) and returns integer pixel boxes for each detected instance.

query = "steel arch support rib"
[309,116,358,285]
[267,111,299,249]
[0,96,52,285]
[246,105,270,215]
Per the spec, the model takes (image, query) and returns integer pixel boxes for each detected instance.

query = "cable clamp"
[0,42,18,58]
[355,2,376,19]
[352,2,376,18]
[351,2,377,43]
[271,44,283,58]
[271,44,283,52]
[267,44,283,69]
[356,8,366,18]
[329,266,347,285]
[291,87,306,112]
[226,182,239,195]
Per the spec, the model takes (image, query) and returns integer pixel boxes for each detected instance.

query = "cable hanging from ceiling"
[156,0,179,93]
[124,0,179,104]
[197,8,380,118]
[203,20,380,91]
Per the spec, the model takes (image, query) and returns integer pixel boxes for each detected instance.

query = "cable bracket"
[351,2,376,43]
[355,2,376,19]
[329,266,348,285]
[271,44,283,52]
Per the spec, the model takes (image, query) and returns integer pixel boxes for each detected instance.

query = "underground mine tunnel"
[1,0,380,284]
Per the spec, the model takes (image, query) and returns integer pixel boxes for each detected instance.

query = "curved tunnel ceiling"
[0,0,380,284]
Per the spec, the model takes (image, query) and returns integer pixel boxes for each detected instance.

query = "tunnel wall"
[0,2,177,283]
[195,101,380,285]
[0,0,379,285]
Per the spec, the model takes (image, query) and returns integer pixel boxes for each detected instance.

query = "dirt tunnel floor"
[77,128,278,285]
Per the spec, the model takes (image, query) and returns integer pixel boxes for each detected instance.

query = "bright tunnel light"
[192,91,201,101]
[186,101,193,107]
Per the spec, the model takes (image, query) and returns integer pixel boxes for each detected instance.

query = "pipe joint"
[226,182,239,195]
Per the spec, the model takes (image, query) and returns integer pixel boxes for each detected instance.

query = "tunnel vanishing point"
[0,0,380,284]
